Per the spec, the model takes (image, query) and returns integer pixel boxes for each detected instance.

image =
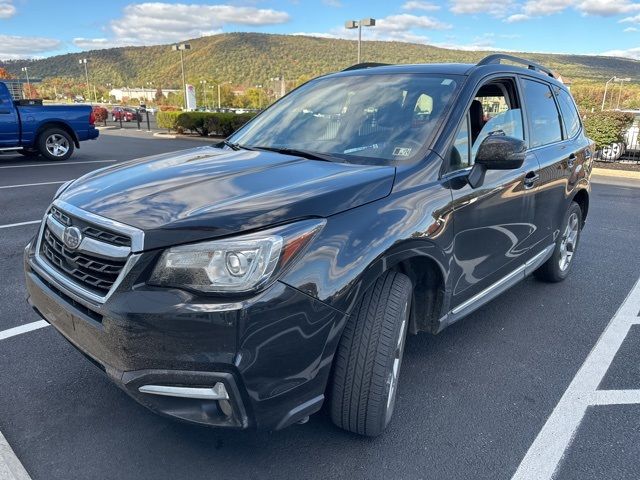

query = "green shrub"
[583,111,635,149]
[156,111,182,131]
[157,111,256,136]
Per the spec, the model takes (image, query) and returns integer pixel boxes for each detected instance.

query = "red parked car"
[111,106,140,122]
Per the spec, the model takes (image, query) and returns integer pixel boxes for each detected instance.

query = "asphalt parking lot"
[1,130,639,479]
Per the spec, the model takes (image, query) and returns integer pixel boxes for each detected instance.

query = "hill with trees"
[1,32,639,89]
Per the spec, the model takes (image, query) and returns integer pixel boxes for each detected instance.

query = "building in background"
[109,87,179,102]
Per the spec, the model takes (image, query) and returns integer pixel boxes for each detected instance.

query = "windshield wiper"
[249,146,337,162]
[218,140,255,151]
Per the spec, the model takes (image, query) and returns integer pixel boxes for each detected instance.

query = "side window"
[448,114,471,171]
[555,88,581,138]
[521,79,562,147]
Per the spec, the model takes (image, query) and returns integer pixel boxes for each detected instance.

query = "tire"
[37,128,74,161]
[330,271,412,436]
[600,142,624,162]
[534,202,582,283]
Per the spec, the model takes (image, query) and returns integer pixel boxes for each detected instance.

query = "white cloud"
[0,1,16,18]
[624,26,639,30]
[505,13,531,22]
[577,0,640,15]
[600,46,640,59]
[0,34,61,59]
[450,0,517,17]
[402,1,441,11]
[376,14,451,32]
[621,13,640,22]
[75,2,290,50]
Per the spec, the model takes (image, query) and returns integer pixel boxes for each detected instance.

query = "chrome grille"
[50,205,131,247]
[40,225,127,295]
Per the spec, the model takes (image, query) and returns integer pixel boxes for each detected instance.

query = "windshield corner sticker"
[393,147,412,157]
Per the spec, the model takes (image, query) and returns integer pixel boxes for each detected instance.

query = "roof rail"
[342,62,390,72]
[477,54,556,79]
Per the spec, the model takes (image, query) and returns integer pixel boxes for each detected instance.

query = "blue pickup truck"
[0,81,99,161]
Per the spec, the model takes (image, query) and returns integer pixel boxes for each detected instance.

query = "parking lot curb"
[96,126,117,131]
[0,431,31,480]
[592,168,640,180]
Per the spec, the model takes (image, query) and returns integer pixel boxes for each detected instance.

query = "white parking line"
[0,431,31,480]
[0,181,68,190]
[0,159,116,169]
[0,321,49,341]
[512,277,640,480]
[0,221,40,230]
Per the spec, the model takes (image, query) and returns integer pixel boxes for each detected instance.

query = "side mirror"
[467,135,527,188]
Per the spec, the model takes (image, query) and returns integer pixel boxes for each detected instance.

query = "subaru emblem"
[63,226,83,250]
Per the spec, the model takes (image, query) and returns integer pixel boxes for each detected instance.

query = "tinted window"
[521,79,562,147]
[555,88,581,138]
[230,74,462,165]
[449,114,471,170]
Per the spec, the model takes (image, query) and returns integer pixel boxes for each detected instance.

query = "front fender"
[279,181,455,316]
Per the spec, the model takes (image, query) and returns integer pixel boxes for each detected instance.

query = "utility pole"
[200,80,207,108]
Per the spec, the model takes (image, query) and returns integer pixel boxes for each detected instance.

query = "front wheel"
[330,271,412,436]
[37,129,74,161]
[534,202,582,283]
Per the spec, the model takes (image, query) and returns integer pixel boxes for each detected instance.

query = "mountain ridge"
[1,32,638,87]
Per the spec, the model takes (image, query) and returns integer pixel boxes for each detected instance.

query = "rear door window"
[521,79,563,148]
[554,88,581,139]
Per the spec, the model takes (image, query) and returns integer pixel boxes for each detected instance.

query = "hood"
[59,147,395,250]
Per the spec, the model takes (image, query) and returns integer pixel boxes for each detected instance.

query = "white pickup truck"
[601,110,640,161]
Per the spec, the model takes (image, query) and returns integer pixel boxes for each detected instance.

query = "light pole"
[21,66,31,98]
[217,81,231,109]
[345,18,376,63]
[255,84,263,109]
[200,80,207,109]
[79,58,93,104]
[614,77,631,110]
[601,76,617,111]
[171,43,191,110]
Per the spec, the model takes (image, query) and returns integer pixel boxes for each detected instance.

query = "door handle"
[567,153,577,168]
[524,171,539,189]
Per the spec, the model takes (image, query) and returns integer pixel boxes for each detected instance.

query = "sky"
[0,0,639,60]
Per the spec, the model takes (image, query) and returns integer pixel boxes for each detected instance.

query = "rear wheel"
[534,202,582,283]
[37,128,74,161]
[330,271,412,436]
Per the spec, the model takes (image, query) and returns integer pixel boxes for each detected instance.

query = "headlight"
[149,219,325,293]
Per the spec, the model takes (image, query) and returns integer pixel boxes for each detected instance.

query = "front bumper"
[24,240,346,430]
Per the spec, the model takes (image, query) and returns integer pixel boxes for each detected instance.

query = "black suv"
[24,55,592,436]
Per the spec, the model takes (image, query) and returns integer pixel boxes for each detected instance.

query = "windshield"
[229,73,462,164]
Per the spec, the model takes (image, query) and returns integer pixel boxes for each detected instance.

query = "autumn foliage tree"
[0,67,12,79]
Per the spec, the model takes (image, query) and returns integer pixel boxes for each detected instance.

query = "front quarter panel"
[280,157,455,316]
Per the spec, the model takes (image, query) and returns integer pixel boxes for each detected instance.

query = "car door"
[445,77,541,306]
[519,77,588,246]
[0,95,19,147]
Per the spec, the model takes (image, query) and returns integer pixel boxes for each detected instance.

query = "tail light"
[89,110,95,125]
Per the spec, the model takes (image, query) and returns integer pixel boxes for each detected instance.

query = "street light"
[21,66,30,99]
[345,18,376,63]
[216,81,231,109]
[255,84,263,109]
[79,58,95,104]
[200,80,207,108]
[171,43,191,110]
[601,76,617,111]
[614,77,631,110]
